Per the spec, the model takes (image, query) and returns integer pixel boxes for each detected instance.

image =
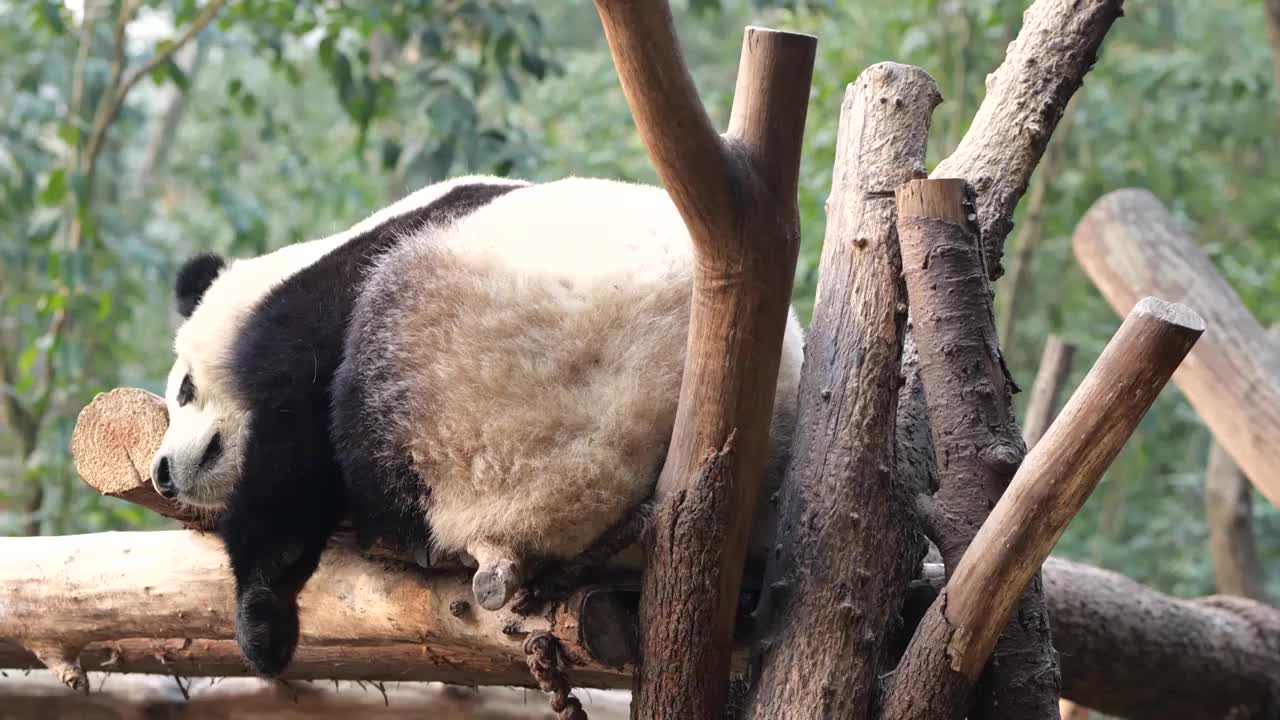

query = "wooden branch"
[1072,189,1280,508]
[1205,441,1271,603]
[1022,335,1075,448]
[747,63,939,720]
[883,297,1203,719]
[0,530,670,693]
[894,178,1058,720]
[901,556,1280,720]
[592,5,816,716]
[0,676,633,720]
[929,0,1124,279]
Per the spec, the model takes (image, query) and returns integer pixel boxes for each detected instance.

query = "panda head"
[150,253,246,509]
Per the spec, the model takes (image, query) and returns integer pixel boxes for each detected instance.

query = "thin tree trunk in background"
[997,96,1076,344]
[139,36,210,186]
[1205,441,1271,603]
[1022,335,1075,448]
[1265,0,1280,120]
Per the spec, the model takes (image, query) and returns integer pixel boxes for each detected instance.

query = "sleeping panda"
[150,175,804,677]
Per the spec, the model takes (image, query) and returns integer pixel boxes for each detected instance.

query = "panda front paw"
[234,583,299,678]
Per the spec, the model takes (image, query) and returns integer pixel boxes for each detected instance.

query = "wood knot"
[449,599,470,617]
[980,442,1023,476]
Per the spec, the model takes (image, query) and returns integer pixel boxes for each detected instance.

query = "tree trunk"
[590,5,815,715]
[883,298,1203,720]
[1205,441,1271,603]
[747,62,939,720]
[1073,189,1280,508]
[893,178,1060,720]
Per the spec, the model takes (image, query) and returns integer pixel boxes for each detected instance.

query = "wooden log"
[0,530,682,692]
[747,62,939,720]
[1022,335,1075,448]
[901,557,1280,720]
[894,178,1059,719]
[1072,189,1280,508]
[882,297,1203,720]
[0,673,633,719]
[929,0,1124,279]
[591,4,815,716]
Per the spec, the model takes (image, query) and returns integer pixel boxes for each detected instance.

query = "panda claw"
[472,559,521,611]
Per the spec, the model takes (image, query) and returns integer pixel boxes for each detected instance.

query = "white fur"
[156,176,526,505]
[356,178,804,559]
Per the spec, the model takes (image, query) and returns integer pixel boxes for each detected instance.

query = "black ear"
[176,253,227,318]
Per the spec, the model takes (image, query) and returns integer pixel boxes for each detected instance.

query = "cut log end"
[1132,296,1205,333]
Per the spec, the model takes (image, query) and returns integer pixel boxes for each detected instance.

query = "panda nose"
[152,455,177,499]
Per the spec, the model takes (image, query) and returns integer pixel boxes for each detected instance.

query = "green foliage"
[1,0,1276,601]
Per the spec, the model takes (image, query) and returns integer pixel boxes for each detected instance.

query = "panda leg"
[468,539,525,611]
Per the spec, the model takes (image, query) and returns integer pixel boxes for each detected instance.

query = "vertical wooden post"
[591,4,816,716]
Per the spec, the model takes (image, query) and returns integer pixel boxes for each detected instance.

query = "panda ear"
[176,253,227,318]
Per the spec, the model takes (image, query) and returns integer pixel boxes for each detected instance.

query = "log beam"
[747,62,939,720]
[1073,189,1280,508]
[883,297,1203,719]
[591,4,815,716]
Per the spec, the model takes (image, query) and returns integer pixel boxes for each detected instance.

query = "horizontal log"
[0,530,661,691]
[1073,189,1280,508]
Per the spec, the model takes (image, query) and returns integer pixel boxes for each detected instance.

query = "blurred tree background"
[1,0,1277,602]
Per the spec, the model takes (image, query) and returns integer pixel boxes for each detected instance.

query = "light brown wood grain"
[0,530,647,692]
[747,63,939,720]
[946,297,1202,682]
[592,4,815,716]
[1073,189,1280,508]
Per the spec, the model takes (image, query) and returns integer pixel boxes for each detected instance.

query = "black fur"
[216,182,526,677]
[176,253,227,317]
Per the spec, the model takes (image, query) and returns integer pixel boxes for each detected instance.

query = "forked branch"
[591,4,816,716]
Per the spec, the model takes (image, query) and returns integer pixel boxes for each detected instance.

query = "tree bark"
[746,62,939,720]
[894,178,1060,720]
[883,297,1203,720]
[1205,441,1271,603]
[928,0,1124,280]
[1022,335,1075,448]
[1073,189,1280,508]
[591,5,815,716]
[0,530,663,693]
[901,556,1280,720]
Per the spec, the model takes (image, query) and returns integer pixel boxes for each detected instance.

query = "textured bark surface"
[903,557,1280,720]
[1205,441,1271,603]
[1022,335,1075,448]
[592,7,815,715]
[884,298,1203,720]
[1049,560,1280,720]
[746,62,939,720]
[0,531,657,692]
[894,178,1059,720]
[1073,189,1280,508]
[929,0,1124,279]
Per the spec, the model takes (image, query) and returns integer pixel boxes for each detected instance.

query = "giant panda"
[150,175,805,677]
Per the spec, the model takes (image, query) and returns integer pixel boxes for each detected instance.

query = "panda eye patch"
[177,374,195,407]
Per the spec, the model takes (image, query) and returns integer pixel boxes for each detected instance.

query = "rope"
[524,631,588,720]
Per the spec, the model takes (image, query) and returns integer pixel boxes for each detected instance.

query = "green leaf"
[163,57,190,92]
[56,123,79,147]
[239,91,258,115]
[34,0,65,35]
[39,168,67,206]
[381,140,402,171]
[227,77,243,97]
